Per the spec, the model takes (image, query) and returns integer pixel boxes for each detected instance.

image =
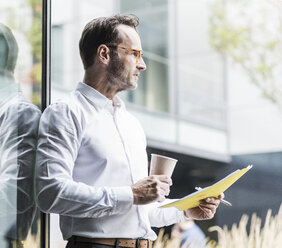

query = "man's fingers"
[152,175,172,186]
[199,198,218,215]
[200,197,221,206]
[199,204,216,217]
[158,181,170,196]
[199,203,217,213]
[199,197,220,217]
[214,193,224,201]
[132,176,172,205]
[147,175,171,195]
[157,194,166,202]
[149,176,171,198]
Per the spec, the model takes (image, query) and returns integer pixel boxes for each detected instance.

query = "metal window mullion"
[42,0,51,109]
[41,0,51,248]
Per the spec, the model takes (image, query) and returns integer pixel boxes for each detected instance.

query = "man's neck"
[83,69,118,100]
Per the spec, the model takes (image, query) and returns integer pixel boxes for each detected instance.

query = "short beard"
[106,53,134,93]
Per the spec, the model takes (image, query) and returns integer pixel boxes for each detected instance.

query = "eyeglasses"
[108,45,144,63]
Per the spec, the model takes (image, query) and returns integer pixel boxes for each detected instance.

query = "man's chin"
[125,82,138,91]
[131,83,138,90]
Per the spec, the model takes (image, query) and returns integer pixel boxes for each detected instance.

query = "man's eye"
[133,51,138,57]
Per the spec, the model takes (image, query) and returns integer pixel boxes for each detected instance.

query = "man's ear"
[97,44,110,65]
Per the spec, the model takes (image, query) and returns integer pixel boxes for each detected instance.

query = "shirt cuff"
[182,211,191,221]
[111,186,133,215]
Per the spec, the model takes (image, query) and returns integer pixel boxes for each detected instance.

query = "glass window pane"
[0,0,42,247]
[51,25,64,86]
[120,0,169,112]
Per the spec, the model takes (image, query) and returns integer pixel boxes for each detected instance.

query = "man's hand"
[184,194,223,220]
[131,175,172,205]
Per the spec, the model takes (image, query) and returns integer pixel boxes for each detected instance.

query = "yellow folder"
[160,165,253,211]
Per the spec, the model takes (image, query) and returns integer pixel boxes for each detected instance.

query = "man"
[36,14,222,248]
[172,220,206,248]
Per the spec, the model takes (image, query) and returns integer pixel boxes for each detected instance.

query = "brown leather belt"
[71,236,153,248]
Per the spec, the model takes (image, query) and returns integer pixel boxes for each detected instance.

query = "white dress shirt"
[36,82,185,240]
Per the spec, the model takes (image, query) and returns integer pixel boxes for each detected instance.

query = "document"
[160,165,253,211]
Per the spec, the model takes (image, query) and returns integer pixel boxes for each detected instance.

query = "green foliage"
[208,0,282,107]
[30,62,42,85]
[0,0,42,107]
[26,0,42,107]
[27,17,42,62]
[30,92,41,109]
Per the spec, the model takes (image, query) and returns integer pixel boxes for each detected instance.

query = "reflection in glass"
[0,22,41,248]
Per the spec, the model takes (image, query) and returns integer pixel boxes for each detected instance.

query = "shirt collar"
[75,82,125,111]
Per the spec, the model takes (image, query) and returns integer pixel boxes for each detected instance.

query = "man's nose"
[137,57,146,71]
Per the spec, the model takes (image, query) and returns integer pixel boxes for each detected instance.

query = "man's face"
[106,24,146,91]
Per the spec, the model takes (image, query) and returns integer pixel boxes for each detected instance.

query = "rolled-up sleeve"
[35,103,133,218]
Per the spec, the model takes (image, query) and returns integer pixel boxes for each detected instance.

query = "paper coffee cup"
[149,154,178,177]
